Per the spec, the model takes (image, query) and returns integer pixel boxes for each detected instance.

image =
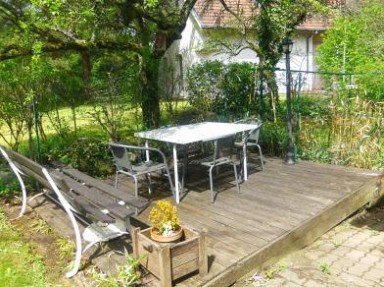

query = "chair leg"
[238,149,246,180]
[133,177,139,197]
[114,172,120,188]
[209,166,216,203]
[233,164,240,193]
[257,145,264,170]
[145,174,152,195]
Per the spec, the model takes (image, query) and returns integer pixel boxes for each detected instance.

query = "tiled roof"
[298,16,329,31]
[193,0,329,31]
[193,0,255,28]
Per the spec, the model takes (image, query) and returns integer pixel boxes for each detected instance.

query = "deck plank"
[26,156,382,286]
[134,157,382,286]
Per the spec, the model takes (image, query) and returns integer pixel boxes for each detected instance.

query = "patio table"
[135,122,258,203]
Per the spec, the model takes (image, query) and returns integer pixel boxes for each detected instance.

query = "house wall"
[276,31,323,93]
[160,15,325,99]
[160,14,204,98]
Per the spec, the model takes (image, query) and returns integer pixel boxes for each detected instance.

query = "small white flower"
[162,221,175,236]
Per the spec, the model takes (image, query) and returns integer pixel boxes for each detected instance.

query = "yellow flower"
[148,200,181,235]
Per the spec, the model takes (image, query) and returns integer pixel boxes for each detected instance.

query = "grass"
[0,209,47,287]
[0,100,193,147]
[0,104,114,147]
[319,262,331,274]
[0,200,145,287]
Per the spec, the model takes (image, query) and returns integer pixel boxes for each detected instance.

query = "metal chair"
[200,136,240,203]
[109,142,175,198]
[234,118,264,177]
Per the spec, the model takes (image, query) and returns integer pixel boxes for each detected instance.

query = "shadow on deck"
[30,157,384,286]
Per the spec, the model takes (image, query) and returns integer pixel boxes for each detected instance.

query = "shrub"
[0,169,20,199]
[186,61,259,121]
[40,131,114,178]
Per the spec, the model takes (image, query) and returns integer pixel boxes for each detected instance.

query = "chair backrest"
[235,117,263,144]
[214,136,235,160]
[248,122,263,143]
[109,144,134,171]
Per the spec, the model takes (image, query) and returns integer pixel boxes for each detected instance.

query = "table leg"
[172,144,180,204]
[144,140,150,161]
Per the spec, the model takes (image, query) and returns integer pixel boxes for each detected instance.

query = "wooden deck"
[132,156,383,286]
[28,156,383,286]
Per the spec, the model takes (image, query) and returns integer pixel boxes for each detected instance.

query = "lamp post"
[282,37,295,165]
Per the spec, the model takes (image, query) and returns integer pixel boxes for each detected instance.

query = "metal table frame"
[135,122,258,203]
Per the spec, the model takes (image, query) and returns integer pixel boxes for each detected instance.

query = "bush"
[260,121,289,158]
[40,131,114,178]
[0,169,21,199]
[186,61,259,120]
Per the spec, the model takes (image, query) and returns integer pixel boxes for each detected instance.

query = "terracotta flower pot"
[150,226,183,243]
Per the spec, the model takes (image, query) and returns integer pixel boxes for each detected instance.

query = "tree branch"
[0,40,142,61]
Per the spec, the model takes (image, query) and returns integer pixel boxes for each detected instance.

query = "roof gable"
[193,0,330,31]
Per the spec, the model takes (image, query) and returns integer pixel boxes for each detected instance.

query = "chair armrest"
[109,142,168,164]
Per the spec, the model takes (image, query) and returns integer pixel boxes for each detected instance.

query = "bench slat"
[61,167,149,210]
[71,195,116,224]
[2,146,141,231]
[7,150,44,178]
[52,171,134,222]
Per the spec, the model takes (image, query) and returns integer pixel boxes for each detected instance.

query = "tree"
[0,0,199,128]
[317,0,384,101]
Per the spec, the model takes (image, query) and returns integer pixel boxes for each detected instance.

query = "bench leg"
[28,191,46,203]
[42,168,83,278]
[0,147,27,218]
[82,240,101,254]
[11,164,27,218]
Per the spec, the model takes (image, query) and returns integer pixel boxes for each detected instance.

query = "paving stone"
[303,279,332,287]
[330,245,352,257]
[368,246,384,257]
[333,229,359,241]
[340,272,376,287]
[344,232,372,244]
[303,250,325,261]
[260,278,287,287]
[317,253,340,265]
[316,241,336,253]
[373,260,384,271]
[359,253,381,265]
[366,233,384,245]
[283,281,306,287]
[276,269,307,285]
[347,263,371,276]
[235,205,384,287]
[329,257,354,274]
[362,268,384,283]
[344,249,366,261]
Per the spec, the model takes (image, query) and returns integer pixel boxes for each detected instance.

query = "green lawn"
[0,209,47,287]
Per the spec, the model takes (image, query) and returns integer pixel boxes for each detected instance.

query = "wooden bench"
[0,145,149,278]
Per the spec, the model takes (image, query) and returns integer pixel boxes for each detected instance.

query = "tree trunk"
[141,56,161,128]
[80,51,91,100]
[267,74,279,123]
[258,61,279,122]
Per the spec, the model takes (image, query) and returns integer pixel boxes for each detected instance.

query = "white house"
[162,0,330,96]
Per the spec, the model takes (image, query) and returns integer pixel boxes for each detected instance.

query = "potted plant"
[148,200,183,242]
[132,199,208,286]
